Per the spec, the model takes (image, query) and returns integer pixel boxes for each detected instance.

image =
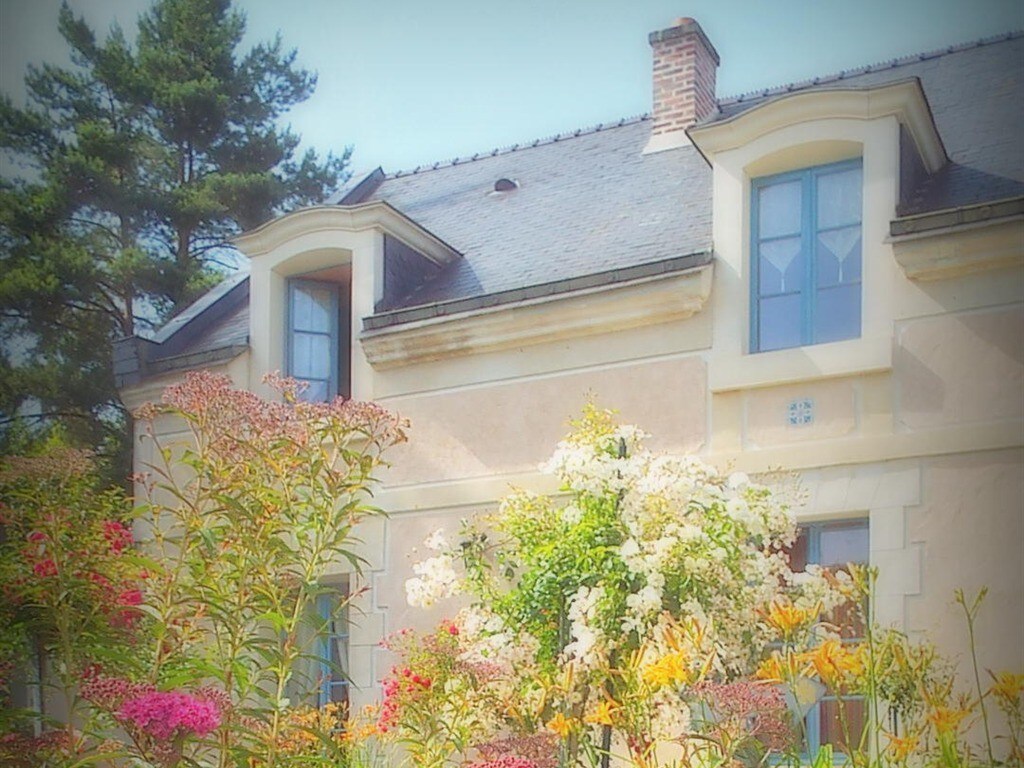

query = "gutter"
[890,196,1024,238]
[362,251,714,332]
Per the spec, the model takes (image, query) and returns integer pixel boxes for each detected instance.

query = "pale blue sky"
[2,0,1022,175]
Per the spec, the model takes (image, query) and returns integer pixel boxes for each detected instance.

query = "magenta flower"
[102,520,133,553]
[33,559,57,578]
[118,690,221,740]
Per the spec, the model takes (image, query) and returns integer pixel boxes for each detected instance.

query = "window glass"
[758,294,803,352]
[758,179,802,238]
[288,280,339,402]
[751,160,862,353]
[759,237,803,295]
[817,168,862,229]
[318,585,350,710]
[791,520,869,752]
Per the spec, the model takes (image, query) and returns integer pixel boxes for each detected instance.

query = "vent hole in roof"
[493,177,519,192]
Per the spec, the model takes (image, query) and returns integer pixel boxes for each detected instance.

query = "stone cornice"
[890,212,1024,281]
[690,79,947,172]
[360,263,713,369]
[231,201,462,266]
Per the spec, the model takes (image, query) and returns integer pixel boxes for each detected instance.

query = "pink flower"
[102,520,133,553]
[118,690,221,741]
[466,758,540,768]
[33,559,57,578]
[117,588,143,606]
[27,531,46,543]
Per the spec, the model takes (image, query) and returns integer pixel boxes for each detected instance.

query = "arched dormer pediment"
[232,201,461,269]
[688,79,947,173]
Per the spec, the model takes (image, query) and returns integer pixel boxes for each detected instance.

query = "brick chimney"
[645,17,720,153]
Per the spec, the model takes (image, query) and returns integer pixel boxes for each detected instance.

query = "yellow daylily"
[547,712,574,737]
[808,639,864,688]
[760,597,821,639]
[885,731,921,762]
[585,699,618,726]
[642,651,691,689]
[755,648,813,682]
[928,705,970,735]
[990,671,1024,704]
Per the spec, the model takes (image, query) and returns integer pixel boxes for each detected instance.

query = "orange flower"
[990,671,1024,704]
[642,651,691,689]
[756,649,812,682]
[885,731,921,761]
[928,706,969,735]
[547,712,574,737]
[807,639,863,688]
[585,699,618,726]
[761,598,820,639]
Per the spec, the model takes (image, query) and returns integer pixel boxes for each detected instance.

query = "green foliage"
[0,0,349,470]
[0,373,405,767]
[0,444,143,744]
[134,371,405,766]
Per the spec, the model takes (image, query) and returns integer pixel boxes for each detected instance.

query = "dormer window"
[287,272,351,401]
[751,159,863,353]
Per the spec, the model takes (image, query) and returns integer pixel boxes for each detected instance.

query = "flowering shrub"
[131,371,406,765]
[397,405,841,765]
[391,405,1023,768]
[0,446,144,760]
[0,372,406,767]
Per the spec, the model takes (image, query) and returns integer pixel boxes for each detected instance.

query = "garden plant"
[0,371,405,767]
[0,396,1020,767]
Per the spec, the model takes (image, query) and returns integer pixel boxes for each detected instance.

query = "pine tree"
[0,0,349,469]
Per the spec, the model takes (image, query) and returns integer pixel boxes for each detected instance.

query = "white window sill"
[709,335,892,393]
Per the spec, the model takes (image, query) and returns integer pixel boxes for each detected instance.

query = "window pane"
[817,168,862,229]
[817,227,862,287]
[819,697,867,752]
[819,522,869,567]
[814,283,860,345]
[291,332,331,379]
[292,284,333,332]
[299,379,330,402]
[758,180,802,238]
[329,682,348,705]
[758,293,802,351]
[759,237,803,295]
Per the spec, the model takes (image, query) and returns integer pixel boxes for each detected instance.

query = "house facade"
[117,18,1024,729]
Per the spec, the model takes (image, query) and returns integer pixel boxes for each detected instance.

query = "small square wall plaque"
[787,397,815,426]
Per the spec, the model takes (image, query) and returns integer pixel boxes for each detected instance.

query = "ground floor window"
[789,519,869,753]
[316,582,350,710]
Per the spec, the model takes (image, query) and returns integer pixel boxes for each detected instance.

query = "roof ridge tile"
[388,114,651,178]
[716,29,1023,107]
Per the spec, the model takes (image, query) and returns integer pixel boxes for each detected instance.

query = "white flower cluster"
[455,605,539,675]
[405,551,462,609]
[562,585,608,669]
[537,417,849,673]
[540,424,648,496]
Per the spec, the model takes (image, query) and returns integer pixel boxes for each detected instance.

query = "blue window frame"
[790,519,869,756]
[316,584,350,709]
[751,159,863,353]
[287,279,340,402]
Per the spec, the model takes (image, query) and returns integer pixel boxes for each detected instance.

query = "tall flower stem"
[956,588,994,766]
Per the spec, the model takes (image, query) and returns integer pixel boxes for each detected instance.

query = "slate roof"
[359,117,712,307]
[121,31,1023,383]
[711,32,1024,215]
